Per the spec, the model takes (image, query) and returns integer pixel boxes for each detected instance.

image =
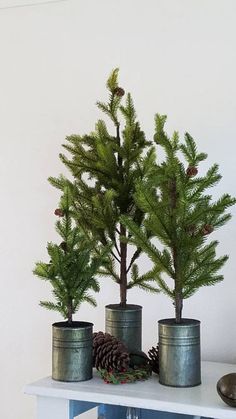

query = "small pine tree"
[33,187,105,324]
[49,69,159,307]
[121,114,236,323]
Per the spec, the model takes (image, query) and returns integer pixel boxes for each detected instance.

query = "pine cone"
[93,331,130,372]
[186,166,198,177]
[129,351,149,368]
[113,87,125,97]
[59,241,67,252]
[148,345,159,374]
[54,208,64,217]
[202,224,214,235]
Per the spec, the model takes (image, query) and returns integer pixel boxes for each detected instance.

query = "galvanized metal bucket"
[105,304,142,352]
[158,318,201,387]
[52,321,93,382]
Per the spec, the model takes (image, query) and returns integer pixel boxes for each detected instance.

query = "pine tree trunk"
[117,124,127,307]
[170,178,183,323]
[175,291,183,323]
[120,224,127,307]
[67,301,73,325]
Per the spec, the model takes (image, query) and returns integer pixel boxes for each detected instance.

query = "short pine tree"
[49,69,159,307]
[33,187,105,324]
[121,114,236,323]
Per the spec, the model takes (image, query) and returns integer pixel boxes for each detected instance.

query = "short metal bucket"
[52,321,93,382]
[158,318,201,387]
[105,304,142,352]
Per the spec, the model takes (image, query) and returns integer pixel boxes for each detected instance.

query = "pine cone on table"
[93,331,130,372]
[148,345,159,374]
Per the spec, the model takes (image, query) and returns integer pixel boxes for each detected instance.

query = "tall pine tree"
[122,114,236,323]
[49,69,159,307]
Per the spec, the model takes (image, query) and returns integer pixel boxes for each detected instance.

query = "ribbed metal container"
[158,318,201,387]
[105,304,142,352]
[52,321,93,382]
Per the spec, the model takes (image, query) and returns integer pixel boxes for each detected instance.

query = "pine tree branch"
[121,216,174,277]
[111,250,121,264]
[116,227,121,235]
[114,239,121,257]
[126,248,142,274]
[135,183,171,241]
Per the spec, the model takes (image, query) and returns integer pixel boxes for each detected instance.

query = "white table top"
[24,361,236,419]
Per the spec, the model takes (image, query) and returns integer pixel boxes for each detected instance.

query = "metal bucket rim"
[52,321,93,330]
[158,318,200,327]
[106,304,142,312]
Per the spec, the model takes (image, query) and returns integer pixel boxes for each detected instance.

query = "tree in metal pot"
[33,187,105,324]
[48,69,159,307]
[121,114,236,323]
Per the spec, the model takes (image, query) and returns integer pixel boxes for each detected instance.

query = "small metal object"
[158,318,201,387]
[217,373,236,407]
[52,321,93,382]
[105,304,142,352]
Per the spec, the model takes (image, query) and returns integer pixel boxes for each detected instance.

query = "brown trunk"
[116,124,127,307]
[120,223,127,307]
[67,301,73,325]
[170,179,183,323]
[173,245,182,323]
[175,291,183,323]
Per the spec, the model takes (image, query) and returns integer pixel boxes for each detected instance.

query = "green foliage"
[49,69,158,305]
[98,367,151,384]
[122,114,236,322]
[33,187,106,323]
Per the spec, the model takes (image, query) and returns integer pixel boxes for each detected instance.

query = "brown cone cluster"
[202,224,214,235]
[54,208,64,217]
[113,86,125,97]
[93,331,130,372]
[59,241,67,252]
[186,166,198,177]
[148,345,159,374]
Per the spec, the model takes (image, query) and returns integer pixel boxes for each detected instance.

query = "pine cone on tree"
[93,332,130,372]
[113,86,125,97]
[59,241,67,252]
[186,166,198,177]
[148,345,159,374]
[201,224,214,235]
[54,208,64,217]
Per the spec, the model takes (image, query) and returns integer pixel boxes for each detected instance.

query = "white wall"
[0,0,235,418]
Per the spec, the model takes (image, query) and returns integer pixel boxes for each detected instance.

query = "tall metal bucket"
[158,318,201,387]
[105,304,142,352]
[52,321,93,382]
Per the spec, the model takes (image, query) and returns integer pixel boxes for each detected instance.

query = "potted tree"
[33,187,105,382]
[122,114,236,387]
[49,69,159,352]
